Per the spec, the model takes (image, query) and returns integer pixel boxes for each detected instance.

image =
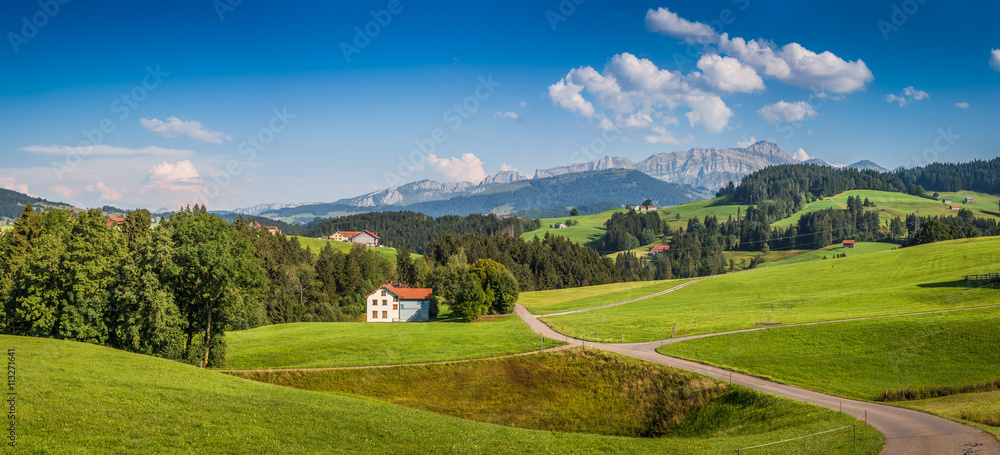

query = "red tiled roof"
[650,245,671,252]
[363,230,380,239]
[338,231,360,238]
[384,284,433,300]
[843,240,855,244]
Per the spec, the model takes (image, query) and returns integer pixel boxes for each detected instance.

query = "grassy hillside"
[766,241,899,267]
[521,279,691,315]
[3,335,881,454]
[772,190,1000,227]
[541,236,1000,342]
[234,348,882,448]
[659,195,744,229]
[658,307,1000,401]
[898,391,1000,440]
[226,316,564,369]
[290,235,417,261]
[521,208,626,248]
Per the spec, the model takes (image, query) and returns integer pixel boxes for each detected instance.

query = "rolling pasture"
[657,307,1000,402]
[898,391,1000,440]
[771,190,1000,227]
[519,278,690,315]
[226,316,564,369]
[541,236,1000,342]
[289,235,415,261]
[233,348,883,452]
[521,208,626,248]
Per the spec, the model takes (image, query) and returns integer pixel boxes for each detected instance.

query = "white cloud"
[140,116,232,144]
[548,79,596,117]
[85,181,122,201]
[737,135,757,148]
[49,186,75,199]
[145,160,203,193]
[954,102,970,109]
[548,52,733,135]
[793,148,810,161]
[495,111,521,121]
[519,101,528,108]
[0,177,31,196]
[646,7,873,93]
[645,7,717,44]
[500,163,514,172]
[991,49,1000,72]
[885,86,929,106]
[758,100,818,124]
[421,153,486,183]
[696,54,765,93]
[21,144,194,157]
[644,127,693,145]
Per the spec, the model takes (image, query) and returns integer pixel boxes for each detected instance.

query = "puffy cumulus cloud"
[696,54,765,93]
[645,7,717,44]
[548,52,733,135]
[421,153,487,183]
[644,7,873,93]
[885,86,929,106]
[85,181,122,201]
[954,102,970,109]
[793,148,810,161]
[145,160,204,193]
[991,49,1000,72]
[140,117,232,144]
[494,111,521,121]
[758,100,818,124]
[0,177,31,196]
[737,135,757,148]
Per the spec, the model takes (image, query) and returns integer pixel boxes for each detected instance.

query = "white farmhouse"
[350,230,381,247]
[366,283,433,322]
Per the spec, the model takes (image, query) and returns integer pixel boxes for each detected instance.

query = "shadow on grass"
[917,280,997,289]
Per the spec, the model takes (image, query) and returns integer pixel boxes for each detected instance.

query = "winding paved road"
[515,303,1000,455]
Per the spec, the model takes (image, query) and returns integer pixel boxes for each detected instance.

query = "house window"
[372,300,377,306]
[382,299,387,305]
[381,290,386,296]
[393,297,398,302]
[371,311,377,319]
[382,311,387,318]
[393,304,398,310]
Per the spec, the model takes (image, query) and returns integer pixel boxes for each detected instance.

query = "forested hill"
[402,169,710,217]
[897,157,1000,195]
[0,188,76,221]
[730,164,905,205]
[302,211,540,254]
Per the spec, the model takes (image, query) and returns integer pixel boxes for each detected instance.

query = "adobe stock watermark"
[213,0,243,21]
[898,126,959,170]
[545,0,586,31]
[877,0,928,41]
[340,0,409,63]
[669,0,751,72]
[384,74,501,186]
[7,347,15,448]
[192,107,296,206]
[52,65,169,181]
[7,0,71,54]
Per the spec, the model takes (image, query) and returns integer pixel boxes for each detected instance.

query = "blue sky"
[1,0,998,210]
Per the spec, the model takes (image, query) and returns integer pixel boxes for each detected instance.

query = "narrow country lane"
[515,304,1000,455]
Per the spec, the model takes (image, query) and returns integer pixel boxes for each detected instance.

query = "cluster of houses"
[320,230,381,247]
[944,196,974,211]
[635,205,657,212]
[366,283,433,322]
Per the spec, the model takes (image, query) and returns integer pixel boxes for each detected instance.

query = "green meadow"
[234,348,882,452]
[289,235,416,261]
[2,335,881,454]
[521,208,626,248]
[898,391,1000,440]
[658,307,1000,401]
[541,236,1000,342]
[659,195,744,229]
[225,316,565,369]
[772,190,1000,227]
[520,279,690,315]
[766,241,899,267]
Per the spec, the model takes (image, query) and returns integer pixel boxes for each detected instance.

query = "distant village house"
[106,216,125,227]
[366,283,433,322]
[843,240,856,248]
[943,199,952,204]
[965,197,974,203]
[252,221,282,236]
[648,245,670,256]
[950,205,961,211]
[554,223,567,229]
[635,205,657,212]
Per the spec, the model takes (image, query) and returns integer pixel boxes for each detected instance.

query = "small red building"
[648,245,671,255]
[843,240,856,248]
